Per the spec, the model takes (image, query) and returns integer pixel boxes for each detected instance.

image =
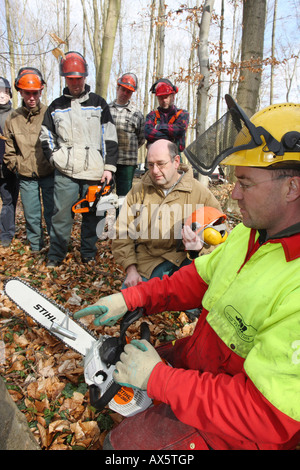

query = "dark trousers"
[0,174,19,243]
[115,164,136,197]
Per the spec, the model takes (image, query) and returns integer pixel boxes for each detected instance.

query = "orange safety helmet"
[59,51,88,78]
[117,73,138,92]
[185,206,228,246]
[14,67,45,91]
[150,78,178,96]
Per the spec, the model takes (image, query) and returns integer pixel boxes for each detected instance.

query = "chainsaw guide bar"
[4,277,97,356]
[4,277,153,417]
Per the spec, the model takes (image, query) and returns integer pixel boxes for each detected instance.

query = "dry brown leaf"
[49,443,70,450]
[37,422,49,448]
[8,389,23,402]
[49,33,66,46]
[70,420,100,442]
[59,392,84,416]
[49,419,71,435]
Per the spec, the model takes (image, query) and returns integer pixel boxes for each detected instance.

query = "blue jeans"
[0,172,19,243]
[19,174,54,250]
[48,170,104,262]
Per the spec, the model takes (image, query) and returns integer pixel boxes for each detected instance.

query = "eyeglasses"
[236,174,294,191]
[147,160,172,170]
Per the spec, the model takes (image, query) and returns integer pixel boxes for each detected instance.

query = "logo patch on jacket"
[224,305,257,343]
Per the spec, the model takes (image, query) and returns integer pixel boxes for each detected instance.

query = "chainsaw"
[72,179,119,215]
[4,277,152,417]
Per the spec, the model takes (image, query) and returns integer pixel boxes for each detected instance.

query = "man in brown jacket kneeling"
[112,139,221,301]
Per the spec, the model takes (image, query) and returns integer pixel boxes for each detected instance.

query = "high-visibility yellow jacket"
[123,223,300,449]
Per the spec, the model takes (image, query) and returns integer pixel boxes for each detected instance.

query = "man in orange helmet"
[109,73,145,198]
[4,68,54,252]
[145,78,189,153]
[40,51,118,267]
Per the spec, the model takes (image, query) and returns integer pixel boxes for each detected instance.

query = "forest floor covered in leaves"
[0,181,236,450]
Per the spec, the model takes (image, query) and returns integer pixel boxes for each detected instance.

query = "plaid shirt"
[109,100,145,166]
[145,105,189,152]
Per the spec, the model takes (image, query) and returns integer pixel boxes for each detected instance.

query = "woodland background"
[0,0,299,450]
[1,0,299,147]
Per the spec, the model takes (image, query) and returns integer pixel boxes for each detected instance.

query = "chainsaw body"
[72,179,118,214]
[84,330,152,417]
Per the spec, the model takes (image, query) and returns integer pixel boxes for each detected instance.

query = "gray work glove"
[113,339,162,390]
[74,293,128,326]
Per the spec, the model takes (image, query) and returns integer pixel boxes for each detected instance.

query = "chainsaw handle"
[89,309,150,412]
[89,382,121,412]
[119,308,145,344]
[140,321,150,342]
[72,198,90,213]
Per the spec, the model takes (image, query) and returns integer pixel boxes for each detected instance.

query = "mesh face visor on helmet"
[118,73,138,91]
[150,78,178,96]
[14,67,45,91]
[183,94,300,175]
[60,52,88,78]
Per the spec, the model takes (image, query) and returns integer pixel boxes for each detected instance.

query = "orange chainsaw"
[72,179,116,214]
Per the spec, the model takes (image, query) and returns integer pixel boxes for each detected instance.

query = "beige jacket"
[4,102,54,178]
[112,164,221,279]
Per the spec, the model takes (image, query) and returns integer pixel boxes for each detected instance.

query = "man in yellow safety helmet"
[75,96,300,450]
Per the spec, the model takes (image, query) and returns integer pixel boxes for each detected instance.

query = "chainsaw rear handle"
[89,308,150,412]
[89,382,121,412]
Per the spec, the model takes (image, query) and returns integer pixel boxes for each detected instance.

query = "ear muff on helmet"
[185,207,228,246]
[150,78,178,95]
[14,67,45,91]
[203,226,228,245]
[59,51,88,78]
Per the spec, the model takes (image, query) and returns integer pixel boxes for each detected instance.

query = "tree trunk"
[81,0,102,84]
[196,0,215,187]
[216,0,224,121]
[227,0,240,99]
[4,0,17,108]
[156,0,166,79]
[95,0,121,99]
[236,0,267,117]
[196,0,215,137]
[270,0,277,105]
[144,0,156,117]
[64,0,70,50]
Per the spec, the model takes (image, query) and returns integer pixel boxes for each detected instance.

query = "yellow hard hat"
[184,96,300,176]
[222,101,300,169]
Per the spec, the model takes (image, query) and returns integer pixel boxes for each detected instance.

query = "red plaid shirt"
[145,105,189,152]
